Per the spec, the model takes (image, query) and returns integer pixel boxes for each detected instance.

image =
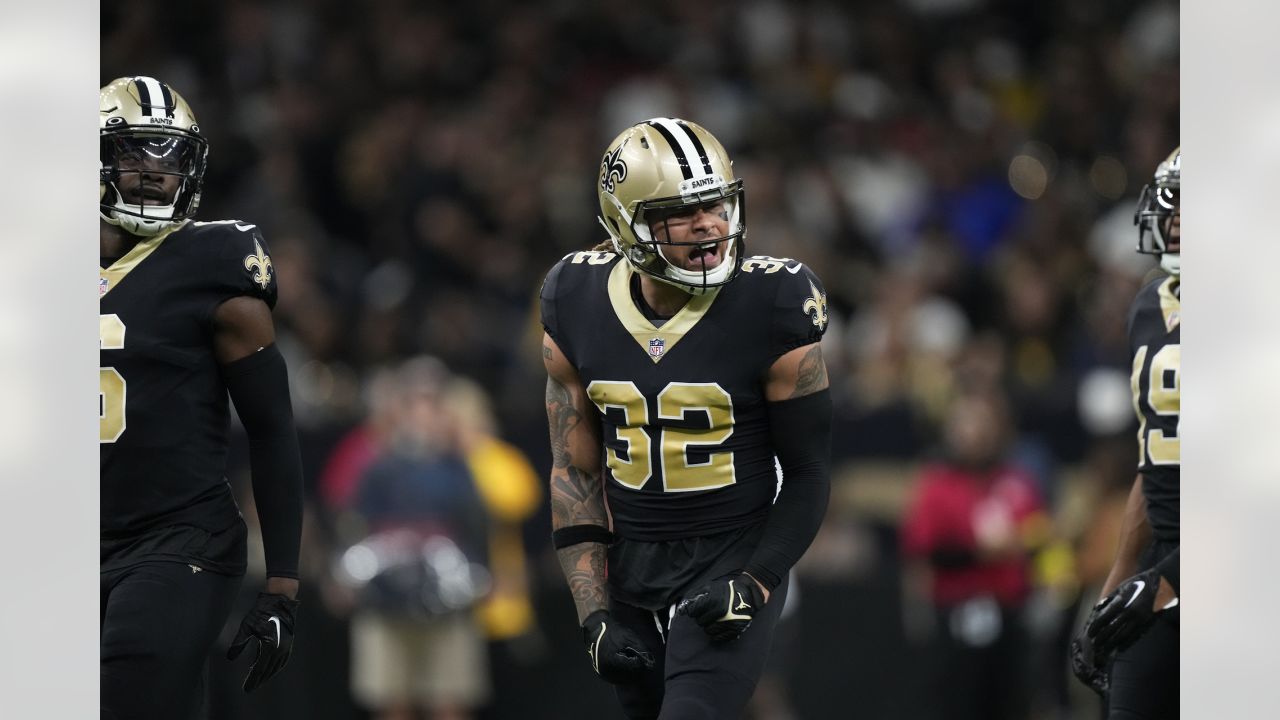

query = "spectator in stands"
[902,388,1047,720]
[344,357,492,720]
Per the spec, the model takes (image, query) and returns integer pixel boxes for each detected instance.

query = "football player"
[540,118,832,718]
[99,76,304,718]
[1072,148,1181,717]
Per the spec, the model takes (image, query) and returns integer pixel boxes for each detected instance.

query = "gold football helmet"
[597,118,745,293]
[1135,146,1180,275]
[100,76,208,236]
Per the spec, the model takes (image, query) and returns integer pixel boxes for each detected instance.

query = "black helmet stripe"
[158,83,175,117]
[675,120,714,176]
[133,76,175,119]
[645,120,694,180]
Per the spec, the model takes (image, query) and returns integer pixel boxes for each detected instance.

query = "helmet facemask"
[603,179,746,295]
[101,129,207,237]
[1134,148,1180,275]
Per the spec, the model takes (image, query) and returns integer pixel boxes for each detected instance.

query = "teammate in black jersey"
[99,76,304,718]
[1072,148,1181,717]
[541,118,832,719]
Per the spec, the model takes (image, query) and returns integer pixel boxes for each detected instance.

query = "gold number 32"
[586,381,735,492]
[100,314,127,443]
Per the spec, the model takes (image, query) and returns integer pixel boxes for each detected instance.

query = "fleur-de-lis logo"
[243,239,273,290]
[600,144,628,194]
[803,280,828,331]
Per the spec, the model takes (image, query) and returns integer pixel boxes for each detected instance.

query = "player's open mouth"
[688,242,722,269]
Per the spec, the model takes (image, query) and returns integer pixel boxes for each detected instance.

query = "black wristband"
[553,524,615,550]
[222,344,303,579]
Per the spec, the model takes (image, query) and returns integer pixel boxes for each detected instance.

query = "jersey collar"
[607,260,721,364]
[99,221,187,300]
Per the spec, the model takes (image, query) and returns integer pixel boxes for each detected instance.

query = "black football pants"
[101,561,242,720]
[611,575,790,720]
[1107,599,1179,718]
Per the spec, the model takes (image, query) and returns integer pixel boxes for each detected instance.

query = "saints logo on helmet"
[1134,146,1180,275]
[100,76,209,237]
[596,118,746,294]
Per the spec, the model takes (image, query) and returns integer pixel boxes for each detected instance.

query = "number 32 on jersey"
[100,314,127,443]
[587,381,734,492]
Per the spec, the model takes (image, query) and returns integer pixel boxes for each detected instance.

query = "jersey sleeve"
[539,254,573,359]
[1125,285,1147,354]
[208,221,279,309]
[1125,276,1163,353]
[769,262,829,360]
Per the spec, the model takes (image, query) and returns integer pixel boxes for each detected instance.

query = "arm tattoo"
[550,465,606,527]
[791,344,827,398]
[557,540,608,623]
[543,344,552,360]
[546,377,581,469]
[546,373,609,622]
[551,465,609,623]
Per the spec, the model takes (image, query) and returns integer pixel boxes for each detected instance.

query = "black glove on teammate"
[1069,611,1113,697]
[227,592,300,692]
[582,610,655,683]
[1087,567,1162,656]
[676,572,764,643]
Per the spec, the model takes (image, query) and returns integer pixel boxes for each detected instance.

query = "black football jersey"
[541,251,828,543]
[1127,274,1180,541]
[100,220,278,572]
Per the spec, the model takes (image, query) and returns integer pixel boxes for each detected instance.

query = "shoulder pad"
[754,257,827,359]
[540,250,622,362]
[191,220,279,309]
[1127,274,1176,340]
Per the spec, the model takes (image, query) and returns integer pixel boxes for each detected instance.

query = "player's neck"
[100,221,141,263]
[637,275,692,318]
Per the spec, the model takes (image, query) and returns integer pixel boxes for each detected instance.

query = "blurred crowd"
[103,0,1178,718]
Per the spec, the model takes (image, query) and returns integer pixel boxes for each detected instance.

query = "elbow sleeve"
[743,389,832,591]
[222,344,304,578]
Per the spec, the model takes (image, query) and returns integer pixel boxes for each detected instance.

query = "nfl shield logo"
[99,277,109,296]
[648,337,665,358]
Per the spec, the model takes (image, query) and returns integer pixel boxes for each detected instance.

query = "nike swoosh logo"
[785,264,803,274]
[234,223,257,233]
[1123,580,1146,608]
[589,623,606,673]
[723,581,753,621]
[268,616,282,647]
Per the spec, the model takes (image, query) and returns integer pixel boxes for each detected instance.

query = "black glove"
[226,592,300,692]
[1069,613,1113,697]
[1087,567,1162,656]
[676,572,764,643]
[582,610,655,683]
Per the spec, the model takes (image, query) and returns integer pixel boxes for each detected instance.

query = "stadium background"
[102,1,1179,718]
